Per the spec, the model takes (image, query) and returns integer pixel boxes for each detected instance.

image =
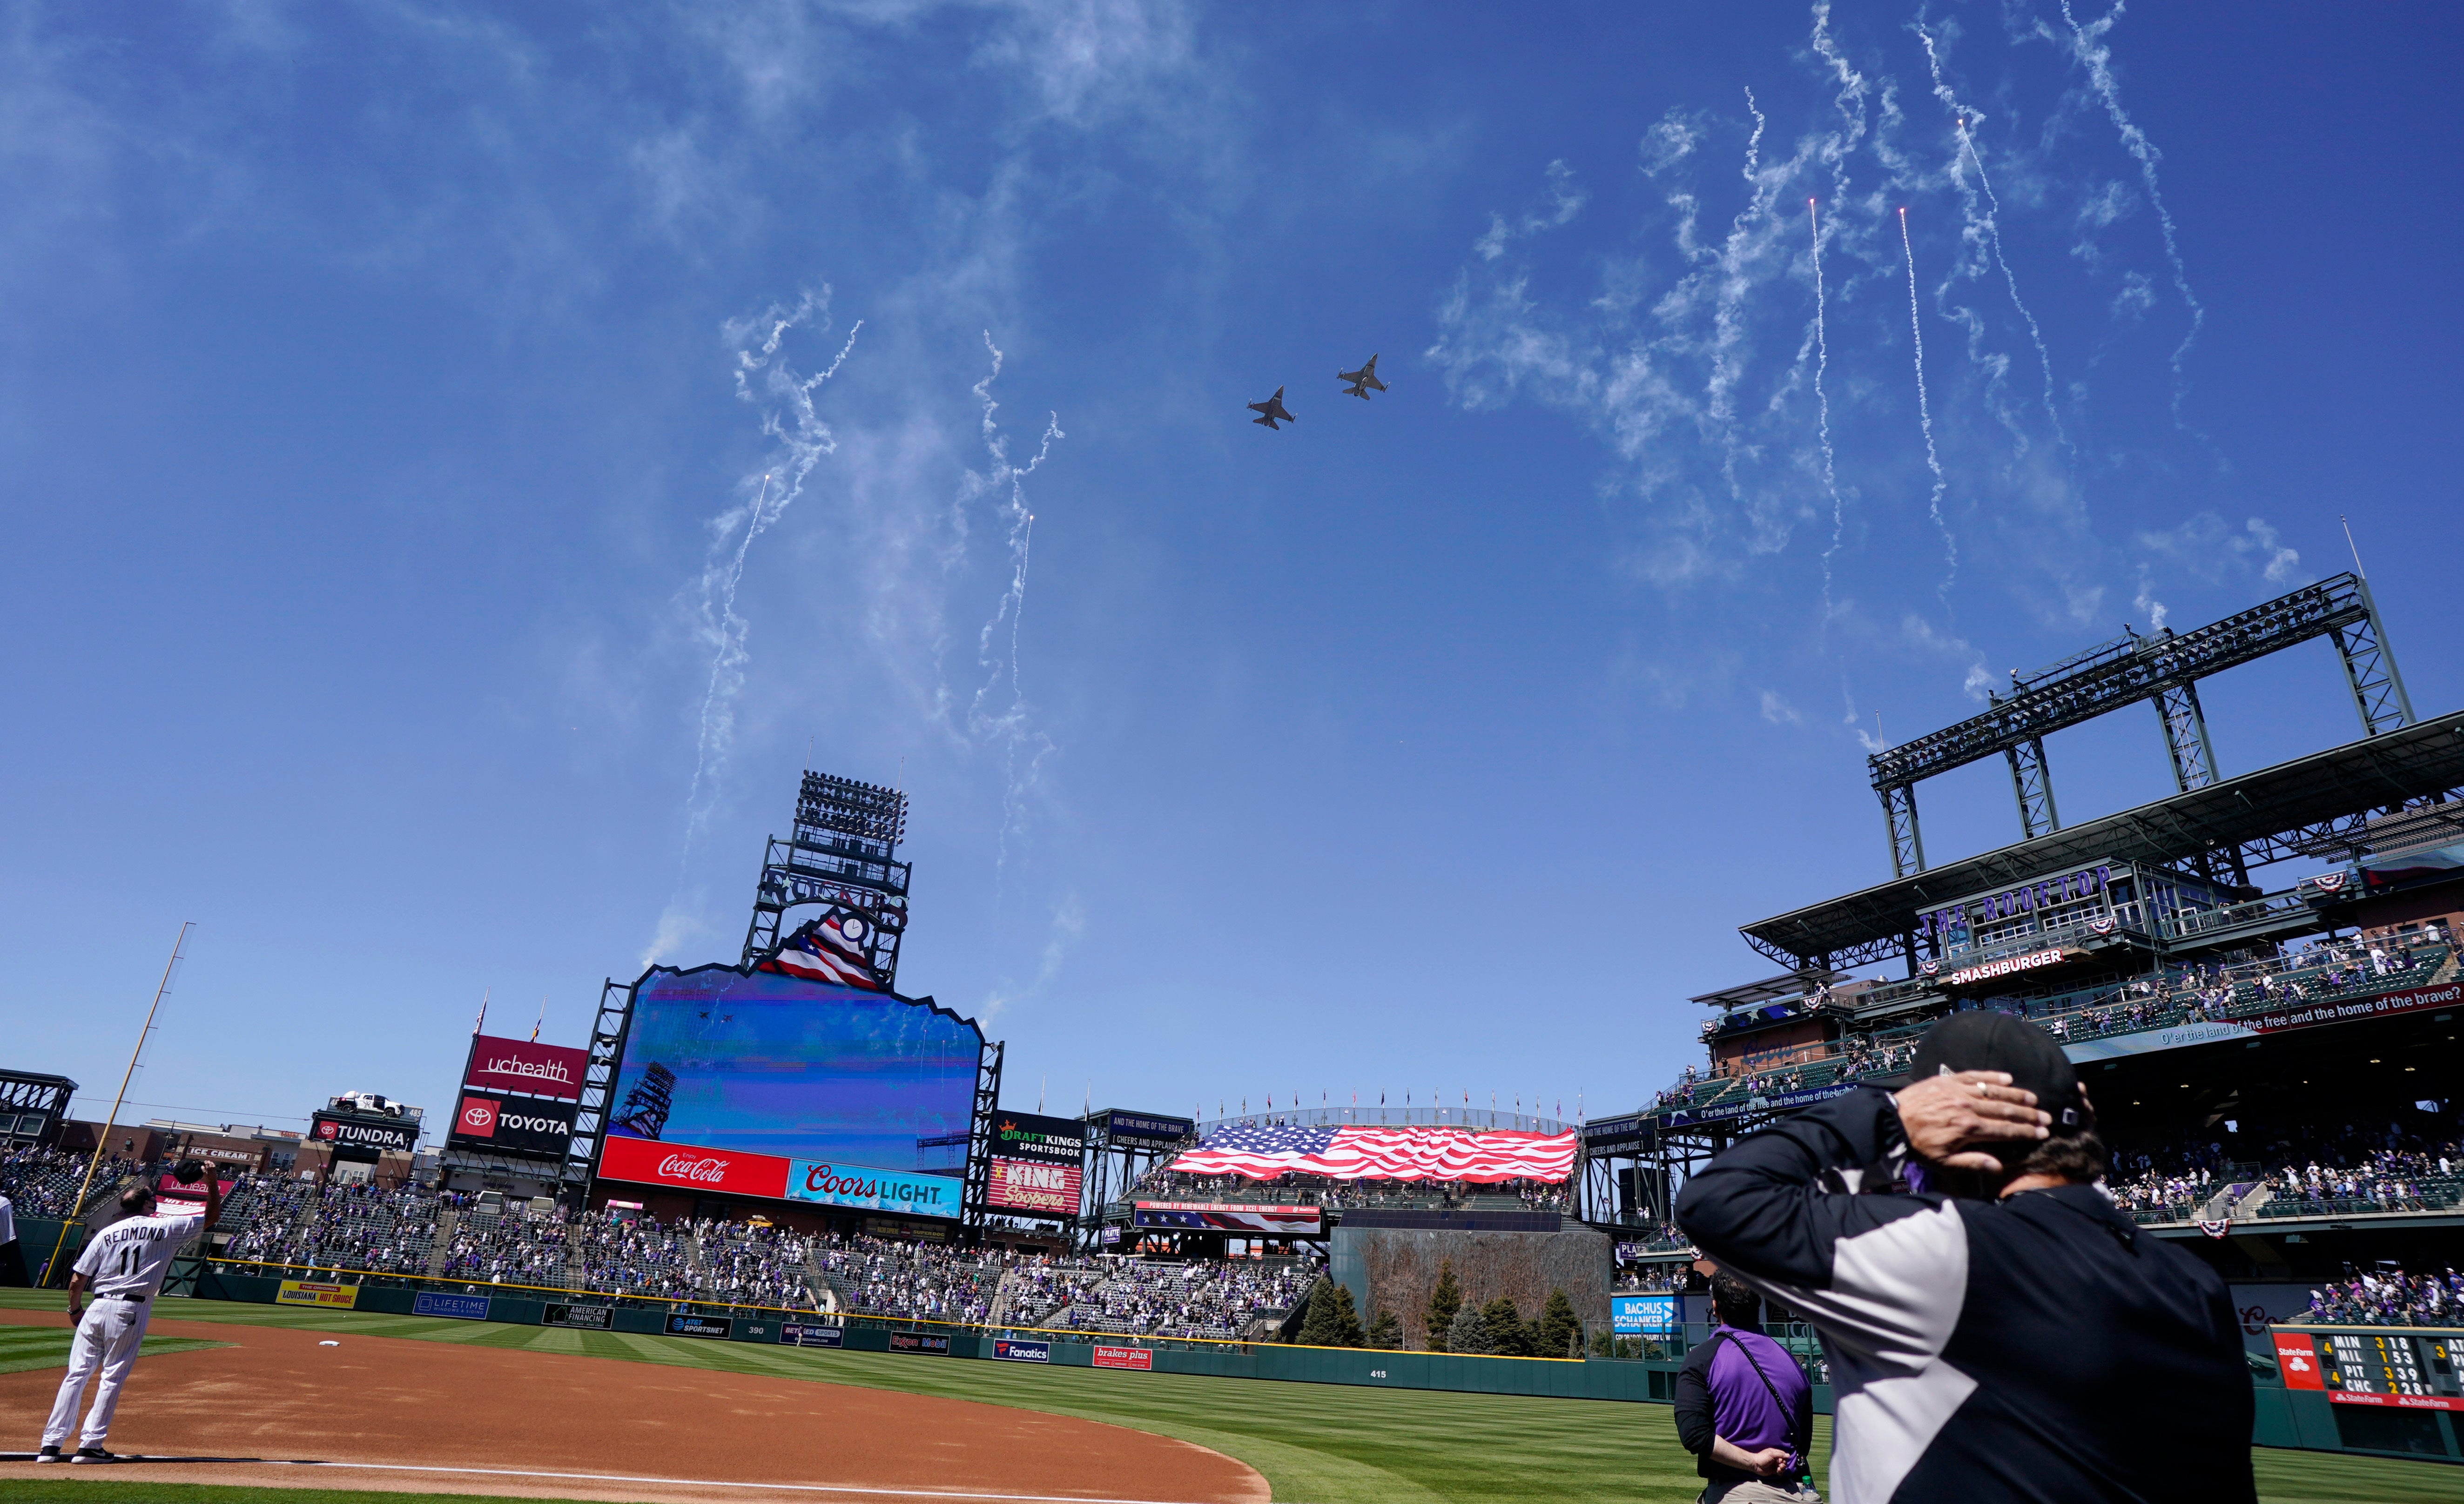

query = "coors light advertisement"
[463,1034,588,1103]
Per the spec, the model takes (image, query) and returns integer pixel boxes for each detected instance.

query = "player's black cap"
[1907,1011,2089,1141]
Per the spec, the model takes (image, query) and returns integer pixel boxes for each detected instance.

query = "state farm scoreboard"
[2275,1328,2464,1410]
[591,962,987,1224]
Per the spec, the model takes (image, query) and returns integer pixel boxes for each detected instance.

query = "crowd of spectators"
[1035,1257,1316,1340]
[2297,1266,2464,1327]
[1130,1165,1570,1212]
[816,1234,997,1322]
[0,1148,146,1217]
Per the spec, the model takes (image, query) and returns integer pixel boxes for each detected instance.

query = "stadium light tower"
[740,771,913,987]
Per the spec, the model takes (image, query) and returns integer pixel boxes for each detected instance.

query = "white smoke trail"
[2053,0,2205,432]
[682,292,862,850]
[1810,196,1845,622]
[1917,25,2069,455]
[1704,88,1771,509]
[1898,207,1954,601]
[964,331,1064,879]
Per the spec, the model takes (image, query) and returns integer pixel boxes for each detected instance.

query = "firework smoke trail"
[1810,197,1845,624]
[1917,27,2068,454]
[965,331,1065,880]
[1705,87,1771,506]
[680,296,863,851]
[1899,207,1955,602]
[2056,0,2205,431]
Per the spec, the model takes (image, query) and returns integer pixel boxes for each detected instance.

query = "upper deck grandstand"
[1602,572,2464,1289]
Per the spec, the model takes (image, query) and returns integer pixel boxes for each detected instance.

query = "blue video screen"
[606,966,982,1173]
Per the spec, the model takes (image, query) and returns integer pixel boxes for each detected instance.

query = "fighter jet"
[1248,387,1295,429]
[1339,355,1387,400]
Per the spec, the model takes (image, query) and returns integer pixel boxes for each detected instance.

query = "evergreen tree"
[1425,1260,1463,1352]
[1444,1302,1493,1353]
[1367,1308,1403,1350]
[1534,1288,1581,1357]
[1296,1277,1340,1347]
[1481,1296,1528,1356]
[1329,1281,1366,1347]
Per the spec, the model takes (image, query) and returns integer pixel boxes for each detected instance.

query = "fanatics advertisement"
[310,1113,418,1153]
[1133,1202,1322,1235]
[993,1338,1050,1363]
[666,1314,734,1339]
[462,1033,589,1102]
[787,1159,963,1220]
[542,1303,616,1330]
[447,1090,577,1159]
[275,1280,361,1309]
[413,1291,492,1321]
[1092,1345,1154,1370]
[781,1323,847,1348]
[605,965,981,1171]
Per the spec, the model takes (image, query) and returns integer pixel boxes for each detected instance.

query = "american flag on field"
[1167,1124,1577,1183]
[757,911,882,991]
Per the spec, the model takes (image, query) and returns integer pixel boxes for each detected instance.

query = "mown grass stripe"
[3,1292,2459,1502]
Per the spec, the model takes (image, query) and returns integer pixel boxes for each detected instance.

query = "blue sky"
[4,0,2459,1147]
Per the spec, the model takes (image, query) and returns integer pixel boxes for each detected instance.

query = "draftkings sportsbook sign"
[985,1111,1085,1216]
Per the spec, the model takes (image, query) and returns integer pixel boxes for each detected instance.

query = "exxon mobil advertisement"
[605,965,982,1183]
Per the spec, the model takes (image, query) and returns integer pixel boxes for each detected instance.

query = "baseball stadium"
[4,577,2464,1503]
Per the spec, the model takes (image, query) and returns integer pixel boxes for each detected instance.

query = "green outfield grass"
[2,1291,2459,1502]
[0,1321,226,1379]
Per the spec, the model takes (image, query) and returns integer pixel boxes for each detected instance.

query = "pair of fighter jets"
[1248,355,1386,430]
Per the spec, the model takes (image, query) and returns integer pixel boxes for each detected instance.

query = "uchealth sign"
[597,1135,790,1199]
[788,1159,963,1220]
[462,1033,588,1103]
[447,1089,577,1159]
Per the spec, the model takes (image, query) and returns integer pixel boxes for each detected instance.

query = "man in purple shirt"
[1674,1272,1817,1504]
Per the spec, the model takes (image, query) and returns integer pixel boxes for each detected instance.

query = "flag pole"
[46,922,190,1287]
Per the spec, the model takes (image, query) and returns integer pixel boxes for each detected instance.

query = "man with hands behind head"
[36,1159,219,1464]
[1675,1012,2252,1504]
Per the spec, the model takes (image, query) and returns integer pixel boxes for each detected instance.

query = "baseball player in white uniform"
[38,1164,220,1463]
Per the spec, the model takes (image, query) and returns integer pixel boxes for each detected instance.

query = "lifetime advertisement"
[447,1090,577,1160]
[788,1159,963,1220]
[413,1291,492,1321]
[463,1033,588,1102]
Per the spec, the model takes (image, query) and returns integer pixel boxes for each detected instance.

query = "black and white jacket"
[1675,1087,2255,1504]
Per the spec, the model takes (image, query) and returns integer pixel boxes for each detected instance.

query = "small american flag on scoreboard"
[758,911,882,991]
[1168,1124,1577,1183]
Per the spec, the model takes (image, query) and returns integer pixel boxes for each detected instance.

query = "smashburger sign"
[597,1135,789,1199]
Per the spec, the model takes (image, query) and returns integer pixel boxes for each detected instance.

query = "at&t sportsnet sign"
[448,1090,576,1160]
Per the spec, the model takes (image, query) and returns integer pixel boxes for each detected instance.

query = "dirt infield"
[0,1310,1266,1504]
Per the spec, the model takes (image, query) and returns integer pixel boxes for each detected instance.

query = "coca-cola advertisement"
[462,1034,588,1103]
[596,1134,789,1199]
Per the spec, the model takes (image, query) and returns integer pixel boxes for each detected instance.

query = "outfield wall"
[170,1266,2458,1465]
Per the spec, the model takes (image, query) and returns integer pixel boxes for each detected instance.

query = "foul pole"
[42,921,191,1286]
